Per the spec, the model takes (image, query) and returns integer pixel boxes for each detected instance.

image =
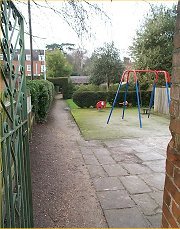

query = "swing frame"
[107,69,171,128]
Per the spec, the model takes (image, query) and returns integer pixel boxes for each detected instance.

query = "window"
[0,54,3,60]
[27,65,31,72]
[26,54,31,61]
[41,65,45,72]
[38,55,45,61]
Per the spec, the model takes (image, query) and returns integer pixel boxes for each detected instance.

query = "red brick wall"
[162,1,180,227]
[13,60,43,76]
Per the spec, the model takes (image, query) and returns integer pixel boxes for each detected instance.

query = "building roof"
[123,57,134,70]
[14,49,45,61]
[70,76,90,84]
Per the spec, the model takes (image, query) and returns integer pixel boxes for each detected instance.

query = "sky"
[14,0,177,58]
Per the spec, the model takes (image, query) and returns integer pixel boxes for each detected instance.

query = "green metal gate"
[0,0,33,227]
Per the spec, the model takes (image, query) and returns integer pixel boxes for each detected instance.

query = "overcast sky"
[15,0,177,58]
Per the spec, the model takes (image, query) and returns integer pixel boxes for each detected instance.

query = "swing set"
[107,69,171,128]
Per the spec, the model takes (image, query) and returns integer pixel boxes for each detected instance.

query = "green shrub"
[27,80,54,122]
[47,77,68,99]
[96,91,107,101]
[107,91,152,107]
[108,91,124,107]
[73,91,97,108]
[26,80,40,114]
[74,84,110,93]
[140,91,152,106]
[73,90,152,108]
[108,84,119,91]
[66,79,75,99]
[109,82,136,92]
[73,91,108,108]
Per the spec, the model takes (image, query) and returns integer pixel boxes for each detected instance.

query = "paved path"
[30,95,170,227]
[81,137,169,227]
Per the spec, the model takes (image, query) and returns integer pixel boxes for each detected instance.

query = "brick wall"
[162,1,180,227]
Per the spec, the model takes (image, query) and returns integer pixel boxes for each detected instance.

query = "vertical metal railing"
[0,1,33,227]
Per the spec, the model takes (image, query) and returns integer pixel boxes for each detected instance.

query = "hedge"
[47,77,69,99]
[73,90,152,108]
[73,91,107,108]
[108,91,151,107]
[27,80,54,122]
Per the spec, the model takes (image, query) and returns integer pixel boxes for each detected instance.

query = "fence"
[154,88,170,115]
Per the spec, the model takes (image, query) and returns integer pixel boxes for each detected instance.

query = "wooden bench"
[142,107,150,114]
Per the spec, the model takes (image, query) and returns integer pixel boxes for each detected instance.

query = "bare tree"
[14,0,111,40]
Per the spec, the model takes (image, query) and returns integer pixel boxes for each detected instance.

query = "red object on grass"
[96,101,106,110]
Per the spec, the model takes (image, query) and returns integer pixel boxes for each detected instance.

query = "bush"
[26,80,39,115]
[108,91,152,107]
[27,80,54,122]
[109,82,136,92]
[73,91,97,108]
[108,91,124,107]
[73,91,108,108]
[96,91,107,102]
[47,77,68,99]
[66,79,76,99]
[75,84,101,92]
[108,84,119,91]
[74,84,112,94]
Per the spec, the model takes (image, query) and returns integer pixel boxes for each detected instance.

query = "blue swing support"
[107,69,171,128]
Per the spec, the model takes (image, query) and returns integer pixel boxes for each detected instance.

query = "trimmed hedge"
[73,91,107,108]
[73,90,152,108]
[108,91,151,107]
[27,80,54,122]
[47,77,69,99]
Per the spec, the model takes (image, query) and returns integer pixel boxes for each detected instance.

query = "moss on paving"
[66,100,170,140]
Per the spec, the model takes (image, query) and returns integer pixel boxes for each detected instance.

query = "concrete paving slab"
[153,147,166,156]
[131,193,160,215]
[79,146,94,155]
[95,155,116,165]
[77,140,102,147]
[138,137,170,148]
[110,147,137,154]
[139,173,165,191]
[135,152,165,161]
[82,154,100,165]
[149,191,163,207]
[111,152,142,163]
[97,190,135,209]
[130,145,156,153]
[120,175,151,194]
[138,137,162,147]
[92,147,111,156]
[102,140,127,148]
[143,160,166,172]
[119,139,142,146]
[146,213,162,227]
[102,164,128,176]
[122,163,152,175]
[87,165,107,178]
[93,177,124,191]
[104,207,150,227]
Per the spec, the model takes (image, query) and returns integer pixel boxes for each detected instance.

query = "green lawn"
[66,99,170,140]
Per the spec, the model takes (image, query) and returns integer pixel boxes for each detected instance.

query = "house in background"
[13,49,46,77]
[123,57,134,70]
